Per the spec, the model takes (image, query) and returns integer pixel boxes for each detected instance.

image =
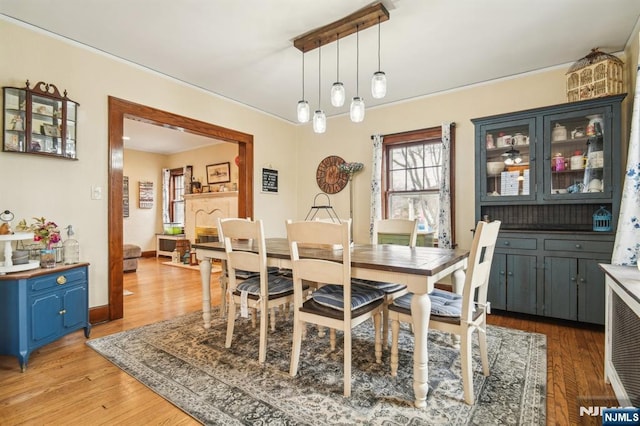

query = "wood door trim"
[108,96,253,320]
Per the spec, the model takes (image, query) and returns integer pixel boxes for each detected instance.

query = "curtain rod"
[371,123,456,139]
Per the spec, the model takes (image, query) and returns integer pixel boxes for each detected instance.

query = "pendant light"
[330,34,345,107]
[350,24,365,123]
[313,42,326,133]
[296,51,310,123]
[371,16,387,99]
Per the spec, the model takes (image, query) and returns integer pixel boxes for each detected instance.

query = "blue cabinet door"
[506,254,538,315]
[31,293,62,344]
[62,285,88,330]
[578,258,606,325]
[544,256,578,321]
[488,254,507,311]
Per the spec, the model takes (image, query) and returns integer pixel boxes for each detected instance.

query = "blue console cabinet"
[0,263,91,371]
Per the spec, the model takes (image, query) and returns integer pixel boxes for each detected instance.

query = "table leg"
[200,258,212,328]
[219,260,228,317]
[411,291,431,408]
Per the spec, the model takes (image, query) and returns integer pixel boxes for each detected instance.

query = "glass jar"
[63,225,80,264]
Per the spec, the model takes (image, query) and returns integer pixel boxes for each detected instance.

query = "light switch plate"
[91,186,102,200]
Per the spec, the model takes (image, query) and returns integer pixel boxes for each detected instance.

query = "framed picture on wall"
[206,162,230,184]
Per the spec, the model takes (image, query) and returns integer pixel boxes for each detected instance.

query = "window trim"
[381,125,456,245]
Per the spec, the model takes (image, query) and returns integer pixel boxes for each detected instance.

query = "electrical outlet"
[91,186,102,200]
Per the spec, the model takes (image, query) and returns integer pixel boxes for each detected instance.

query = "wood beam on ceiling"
[293,2,389,53]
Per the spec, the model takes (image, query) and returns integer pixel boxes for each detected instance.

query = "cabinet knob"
[503,241,510,246]
[507,271,513,276]
[575,244,581,249]
[571,277,576,282]
[500,270,505,275]
[59,309,66,315]
[56,275,67,285]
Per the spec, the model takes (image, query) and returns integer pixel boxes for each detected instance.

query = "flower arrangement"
[16,217,61,249]
[338,162,364,176]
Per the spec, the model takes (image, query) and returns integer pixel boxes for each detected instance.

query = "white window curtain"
[162,168,170,224]
[438,122,453,249]
[612,59,640,266]
[369,134,383,242]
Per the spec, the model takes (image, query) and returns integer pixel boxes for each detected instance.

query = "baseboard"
[89,304,110,325]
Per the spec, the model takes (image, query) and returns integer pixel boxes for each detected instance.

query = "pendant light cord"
[318,41,322,108]
[336,35,340,80]
[377,16,381,72]
[301,51,305,99]
[356,24,360,95]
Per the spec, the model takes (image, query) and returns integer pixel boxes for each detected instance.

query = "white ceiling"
[2,0,640,152]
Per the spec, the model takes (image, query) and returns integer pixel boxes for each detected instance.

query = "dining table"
[194,238,469,408]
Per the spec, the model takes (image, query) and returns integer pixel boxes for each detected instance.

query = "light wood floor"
[0,257,616,425]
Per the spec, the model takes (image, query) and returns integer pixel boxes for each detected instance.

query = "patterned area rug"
[87,309,546,425]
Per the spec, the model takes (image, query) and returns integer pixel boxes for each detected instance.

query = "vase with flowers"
[17,217,61,268]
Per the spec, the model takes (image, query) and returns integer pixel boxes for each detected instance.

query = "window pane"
[390,147,407,170]
[424,144,442,167]
[406,167,425,191]
[405,145,423,168]
[390,170,406,190]
[389,192,440,234]
[424,166,441,189]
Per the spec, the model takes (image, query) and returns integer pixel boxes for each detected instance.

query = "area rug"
[161,261,222,273]
[87,309,546,425]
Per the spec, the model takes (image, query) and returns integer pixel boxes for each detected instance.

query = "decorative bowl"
[487,161,504,176]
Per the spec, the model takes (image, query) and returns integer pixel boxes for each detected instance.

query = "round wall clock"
[316,155,348,194]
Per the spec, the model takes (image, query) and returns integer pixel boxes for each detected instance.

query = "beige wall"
[1,16,638,308]
[0,18,297,307]
[168,142,239,191]
[122,149,166,251]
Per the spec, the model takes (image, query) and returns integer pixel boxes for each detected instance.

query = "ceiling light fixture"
[292,2,389,130]
[371,16,386,99]
[330,35,345,107]
[313,42,326,133]
[297,51,310,123]
[350,24,365,123]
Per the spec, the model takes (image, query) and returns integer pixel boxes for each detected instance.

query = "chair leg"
[478,321,490,376]
[258,302,268,364]
[290,316,303,377]
[382,298,390,348]
[270,307,276,332]
[374,311,382,364]
[251,308,258,328]
[343,327,351,397]
[390,317,399,377]
[330,328,336,351]
[225,298,237,349]
[461,328,475,405]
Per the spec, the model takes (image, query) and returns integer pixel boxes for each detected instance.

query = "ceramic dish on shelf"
[487,161,505,176]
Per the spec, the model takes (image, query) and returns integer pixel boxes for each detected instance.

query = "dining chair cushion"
[391,289,465,317]
[311,284,384,311]
[232,266,280,280]
[236,275,295,296]
[350,278,406,294]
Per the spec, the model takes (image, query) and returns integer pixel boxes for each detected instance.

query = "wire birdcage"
[566,49,623,102]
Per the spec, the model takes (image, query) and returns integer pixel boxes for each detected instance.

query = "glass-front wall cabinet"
[3,81,78,160]
[543,107,611,201]
[479,117,536,202]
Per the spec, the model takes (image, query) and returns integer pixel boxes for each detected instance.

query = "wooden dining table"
[194,238,469,408]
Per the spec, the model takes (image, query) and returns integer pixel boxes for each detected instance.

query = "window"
[169,168,185,225]
[382,126,455,245]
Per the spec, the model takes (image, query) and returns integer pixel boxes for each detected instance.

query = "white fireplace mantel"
[184,191,238,242]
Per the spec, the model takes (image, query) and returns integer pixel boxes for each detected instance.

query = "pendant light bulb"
[297,51,310,123]
[371,71,386,99]
[330,35,345,107]
[297,100,310,123]
[350,97,365,122]
[371,17,386,99]
[350,24,365,123]
[313,110,326,133]
[313,41,326,133]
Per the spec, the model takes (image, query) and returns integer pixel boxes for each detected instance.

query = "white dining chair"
[286,220,384,397]
[221,218,300,364]
[351,218,418,347]
[388,220,501,404]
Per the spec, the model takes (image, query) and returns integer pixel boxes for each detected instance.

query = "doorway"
[105,97,254,322]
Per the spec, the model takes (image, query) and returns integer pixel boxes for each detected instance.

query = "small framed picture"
[206,162,231,184]
[202,185,210,193]
[42,124,60,137]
